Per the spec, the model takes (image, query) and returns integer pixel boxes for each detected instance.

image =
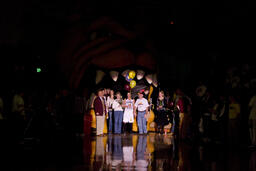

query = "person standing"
[107,90,115,133]
[112,92,124,134]
[73,88,88,137]
[154,91,169,134]
[12,89,26,120]
[211,95,228,144]
[123,92,135,133]
[228,95,241,145]
[170,100,180,136]
[11,89,26,140]
[94,88,107,136]
[134,91,149,134]
[174,88,185,138]
[249,94,256,147]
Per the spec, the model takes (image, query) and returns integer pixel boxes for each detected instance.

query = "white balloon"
[145,74,153,84]
[152,74,158,87]
[110,71,119,82]
[136,70,145,80]
[122,69,130,78]
[95,70,105,84]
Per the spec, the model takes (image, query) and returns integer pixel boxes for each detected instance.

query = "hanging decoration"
[130,80,136,88]
[122,69,130,78]
[145,74,153,84]
[109,71,119,82]
[136,70,145,80]
[128,70,136,79]
[95,70,105,84]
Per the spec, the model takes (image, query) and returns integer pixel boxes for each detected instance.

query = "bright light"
[110,71,119,82]
[145,74,153,84]
[136,70,145,80]
[37,68,41,73]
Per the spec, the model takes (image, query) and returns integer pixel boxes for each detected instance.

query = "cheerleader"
[123,92,135,133]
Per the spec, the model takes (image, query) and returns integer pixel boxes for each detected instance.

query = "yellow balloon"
[130,80,136,88]
[129,70,136,79]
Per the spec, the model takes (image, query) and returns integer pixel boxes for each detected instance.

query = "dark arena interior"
[1,0,256,170]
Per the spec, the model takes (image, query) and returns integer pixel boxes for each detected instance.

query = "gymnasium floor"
[1,133,255,171]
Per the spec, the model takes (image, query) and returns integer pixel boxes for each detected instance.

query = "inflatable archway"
[56,17,159,134]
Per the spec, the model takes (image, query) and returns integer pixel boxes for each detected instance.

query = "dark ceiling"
[1,0,256,60]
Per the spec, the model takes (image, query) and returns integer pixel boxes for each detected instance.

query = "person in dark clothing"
[170,101,180,136]
[211,95,229,144]
[56,88,73,135]
[154,91,169,134]
[72,88,88,136]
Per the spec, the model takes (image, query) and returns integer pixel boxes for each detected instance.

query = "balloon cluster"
[124,70,136,91]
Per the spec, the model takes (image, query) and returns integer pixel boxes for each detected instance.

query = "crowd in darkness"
[0,63,256,149]
[180,63,256,147]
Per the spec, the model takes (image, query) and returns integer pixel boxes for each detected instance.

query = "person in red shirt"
[94,88,107,136]
[175,88,185,138]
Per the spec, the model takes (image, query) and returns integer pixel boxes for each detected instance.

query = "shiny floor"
[1,133,256,171]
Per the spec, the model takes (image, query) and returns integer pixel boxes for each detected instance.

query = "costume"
[123,98,134,133]
[123,99,134,123]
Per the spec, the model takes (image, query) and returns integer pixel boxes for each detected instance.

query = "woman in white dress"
[123,92,135,133]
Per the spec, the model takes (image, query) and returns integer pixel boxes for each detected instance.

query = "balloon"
[122,69,130,78]
[126,74,132,82]
[124,84,131,91]
[110,71,119,82]
[152,74,158,87]
[95,70,106,84]
[136,70,145,80]
[129,70,136,79]
[130,80,136,88]
[145,74,153,84]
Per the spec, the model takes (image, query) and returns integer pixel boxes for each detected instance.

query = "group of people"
[1,62,255,149]
[93,88,150,136]
[91,87,187,138]
[91,80,256,148]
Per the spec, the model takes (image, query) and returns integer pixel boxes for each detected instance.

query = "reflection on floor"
[83,133,254,171]
[2,133,256,170]
[87,133,172,170]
